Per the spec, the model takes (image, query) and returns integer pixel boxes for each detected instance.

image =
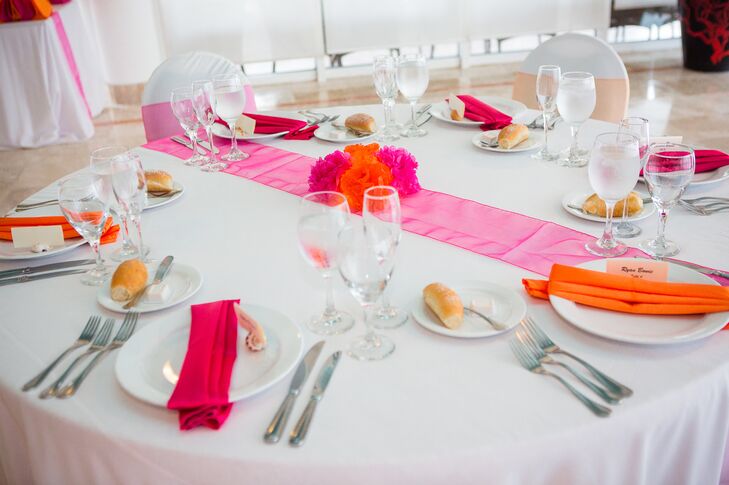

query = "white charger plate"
[561,191,656,223]
[97,261,202,313]
[550,258,729,345]
[146,181,184,210]
[115,304,304,407]
[0,238,85,261]
[430,96,527,126]
[411,281,527,338]
[314,125,376,143]
[471,131,542,153]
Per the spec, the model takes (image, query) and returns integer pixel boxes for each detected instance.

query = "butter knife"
[197,138,220,155]
[0,268,87,287]
[264,340,325,443]
[0,259,95,280]
[122,256,174,309]
[170,136,206,156]
[289,351,341,447]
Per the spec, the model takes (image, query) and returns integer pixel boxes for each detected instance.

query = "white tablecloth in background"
[1,106,729,484]
[0,1,108,149]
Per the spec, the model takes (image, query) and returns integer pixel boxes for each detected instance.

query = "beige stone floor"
[1,47,728,214]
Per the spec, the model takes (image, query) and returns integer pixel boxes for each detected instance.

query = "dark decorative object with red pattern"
[679,0,729,71]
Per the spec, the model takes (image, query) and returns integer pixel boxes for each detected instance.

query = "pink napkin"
[641,149,729,176]
[167,299,239,431]
[216,113,316,140]
[455,94,512,131]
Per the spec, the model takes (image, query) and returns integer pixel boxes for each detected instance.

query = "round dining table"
[1,104,729,485]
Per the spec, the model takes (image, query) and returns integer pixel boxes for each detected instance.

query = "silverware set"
[526,114,561,130]
[23,312,139,399]
[678,197,729,215]
[510,316,632,417]
[0,259,96,286]
[298,111,340,126]
[171,135,219,155]
[12,193,93,213]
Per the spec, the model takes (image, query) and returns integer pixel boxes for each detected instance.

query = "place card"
[236,114,256,136]
[11,225,64,249]
[606,259,668,282]
[448,93,465,121]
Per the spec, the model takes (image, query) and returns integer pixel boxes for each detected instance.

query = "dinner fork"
[22,316,101,391]
[522,316,633,398]
[510,338,611,417]
[516,329,622,404]
[57,312,139,398]
[39,318,114,399]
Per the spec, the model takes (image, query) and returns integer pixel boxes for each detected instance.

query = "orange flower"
[338,148,393,212]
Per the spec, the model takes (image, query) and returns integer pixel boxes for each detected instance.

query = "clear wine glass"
[639,143,695,258]
[373,55,400,142]
[111,154,148,261]
[363,186,407,329]
[585,132,641,257]
[297,192,355,335]
[614,117,650,238]
[213,74,248,162]
[338,219,395,361]
[192,80,226,172]
[58,173,111,286]
[556,72,596,168]
[397,54,429,138]
[532,65,560,162]
[170,87,205,166]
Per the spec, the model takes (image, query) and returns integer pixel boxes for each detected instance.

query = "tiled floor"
[1,47,728,214]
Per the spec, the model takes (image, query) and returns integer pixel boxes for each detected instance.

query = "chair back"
[141,51,256,142]
[512,33,629,124]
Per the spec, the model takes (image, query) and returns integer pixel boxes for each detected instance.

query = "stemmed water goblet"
[585,132,641,257]
[192,80,226,172]
[397,53,429,138]
[110,154,148,261]
[58,173,111,286]
[614,117,650,238]
[556,72,596,167]
[639,143,695,258]
[297,192,355,335]
[213,74,248,162]
[373,55,400,142]
[170,87,205,166]
[532,65,560,162]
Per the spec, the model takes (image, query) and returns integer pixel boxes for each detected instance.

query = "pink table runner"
[51,10,91,120]
[142,137,729,286]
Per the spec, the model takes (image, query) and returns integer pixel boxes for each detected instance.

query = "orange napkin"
[0,216,120,245]
[523,264,729,315]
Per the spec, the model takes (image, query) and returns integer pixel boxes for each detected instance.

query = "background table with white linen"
[1,105,729,485]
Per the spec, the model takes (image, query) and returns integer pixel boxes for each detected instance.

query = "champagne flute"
[170,87,205,166]
[338,219,395,361]
[297,192,355,335]
[373,55,399,142]
[58,173,111,286]
[363,186,407,329]
[532,65,560,162]
[192,80,226,172]
[397,54,429,138]
[639,143,695,258]
[585,132,641,257]
[213,74,249,162]
[556,72,596,167]
[614,117,650,238]
[111,154,148,261]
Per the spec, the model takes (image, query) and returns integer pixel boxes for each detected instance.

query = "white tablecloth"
[1,105,729,485]
[0,1,108,149]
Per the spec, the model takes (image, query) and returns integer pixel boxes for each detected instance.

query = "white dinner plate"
[314,125,377,143]
[550,258,729,345]
[115,304,304,407]
[561,191,656,223]
[97,261,202,313]
[211,111,308,140]
[145,181,184,210]
[411,281,527,338]
[471,131,542,153]
[0,238,85,261]
[639,165,729,188]
[430,96,528,126]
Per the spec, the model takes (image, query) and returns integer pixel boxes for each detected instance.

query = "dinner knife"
[0,259,95,280]
[289,351,341,447]
[662,258,729,280]
[170,136,206,156]
[0,268,88,287]
[196,138,220,155]
[264,340,325,443]
[123,256,174,309]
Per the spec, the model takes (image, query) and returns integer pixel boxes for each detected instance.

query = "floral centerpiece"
[308,143,421,212]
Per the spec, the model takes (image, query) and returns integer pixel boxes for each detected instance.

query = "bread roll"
[497,124,529,149]
[450,109,464,121]
[111,259,148,302]
[145,170,173,193]
[582,192,643,217]
[345,113,376,134]
[423,283,464,329]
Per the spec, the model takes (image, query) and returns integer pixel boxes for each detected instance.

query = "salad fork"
[510,338,611,417]
[22,316,101,391]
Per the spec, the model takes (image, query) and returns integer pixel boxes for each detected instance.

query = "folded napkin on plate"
[167,299,240,430]
[640,149,729,176]
[0,0,52,22]
[454,94,512,131]
[523,264,729,315]
[0,216,119,245]
[216,113,316,140]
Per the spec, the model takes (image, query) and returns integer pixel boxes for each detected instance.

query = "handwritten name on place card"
[606,259,669,282]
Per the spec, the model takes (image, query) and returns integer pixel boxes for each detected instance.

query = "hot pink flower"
[308,150,351,192]
[376,146,421,195]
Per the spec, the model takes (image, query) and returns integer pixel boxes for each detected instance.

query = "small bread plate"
[146,181,184,210]
[411,281,527,338]
[211,111,307,141]
[472,131,541,153]
[97,261,202,313]
[550,258,729,345]
[314,125,377,143]
[430,96,528,126]
[0,238,85,261]
[561,191,655,223]
[115,304,304,406]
